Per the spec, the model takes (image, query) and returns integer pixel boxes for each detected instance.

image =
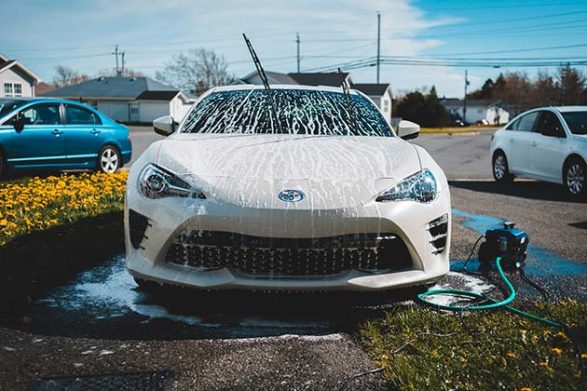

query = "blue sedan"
[0,98,132,177]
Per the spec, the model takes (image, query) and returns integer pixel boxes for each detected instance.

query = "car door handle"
[91,129,101,135]
[531,141,537,147]
[52,129,63,136]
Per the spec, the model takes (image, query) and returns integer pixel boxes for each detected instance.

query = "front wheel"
[492,151,514,183]
[564,158,586,198]
[97,145,122,173]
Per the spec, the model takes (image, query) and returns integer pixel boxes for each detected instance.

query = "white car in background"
[124,85,450,292]
[490,106,587,197]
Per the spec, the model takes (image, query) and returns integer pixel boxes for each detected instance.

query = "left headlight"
[376,169,437,203]
[138,164,206,199]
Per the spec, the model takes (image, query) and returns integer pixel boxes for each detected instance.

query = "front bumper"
[124,185,451,292]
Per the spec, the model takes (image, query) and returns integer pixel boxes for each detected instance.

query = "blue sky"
[1,0,586,97]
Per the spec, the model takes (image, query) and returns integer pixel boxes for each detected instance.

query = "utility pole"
[121,51,126,76]
[296,33,301,73]
[376,11,381,84]
[463,69,469,125]
[112,45,120,76]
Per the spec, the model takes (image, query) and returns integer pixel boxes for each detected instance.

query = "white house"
[440,98,510,125]
[237,71,393,123]
[0,54,42,97]
[44,76,195,123]
[352,83,393,124]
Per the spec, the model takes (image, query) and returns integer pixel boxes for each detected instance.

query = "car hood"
[155,133,422,208]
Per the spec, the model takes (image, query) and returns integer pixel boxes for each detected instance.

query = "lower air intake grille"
[428,214,449,254]
[129,209,149,249]
[165,231,412,278]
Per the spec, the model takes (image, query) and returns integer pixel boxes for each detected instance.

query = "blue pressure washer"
[417,222,560,328]
[478,221,529,271]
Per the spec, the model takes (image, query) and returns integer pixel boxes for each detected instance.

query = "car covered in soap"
[125,84,451,292]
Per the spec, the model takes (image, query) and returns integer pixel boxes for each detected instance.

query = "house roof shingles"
[45,76,178,100]
[287,72,349,87]
[352,83,390,96]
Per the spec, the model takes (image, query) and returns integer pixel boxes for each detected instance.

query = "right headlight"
[376,169,438,203]
[138,164,206,199]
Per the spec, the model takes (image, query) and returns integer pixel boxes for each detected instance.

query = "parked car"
[125,85,451,292]
[490,106,587,197]
[0,98,132,177]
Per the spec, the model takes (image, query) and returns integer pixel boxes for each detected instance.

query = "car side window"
[535,111,565,137]
[506,118,520,131]
[17,104,61,126]
[65,104,102,125]
[516,112,539,132]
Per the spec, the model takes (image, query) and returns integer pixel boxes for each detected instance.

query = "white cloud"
[0,0,470,96]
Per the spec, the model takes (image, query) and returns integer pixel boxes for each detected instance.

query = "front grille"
[129,209,149,249]
[165,231,412,278]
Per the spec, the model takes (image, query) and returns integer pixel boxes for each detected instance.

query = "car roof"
[6,97,90,105]
[549,106,587,113]
[211,84,359,95]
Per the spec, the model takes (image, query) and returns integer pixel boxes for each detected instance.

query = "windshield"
[0,99,27,119]
[181,88,393,137]
[562,111,587,135]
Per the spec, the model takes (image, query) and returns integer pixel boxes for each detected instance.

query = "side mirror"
[397,120,420,140]
[153,115,177,136]
[13,113,25,133]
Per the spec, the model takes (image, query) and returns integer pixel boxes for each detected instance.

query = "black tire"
[492,151,514,183]
[563,157,586,198]
[96,145,122,173]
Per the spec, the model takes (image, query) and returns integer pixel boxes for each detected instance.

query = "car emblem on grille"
[278,189,305,203]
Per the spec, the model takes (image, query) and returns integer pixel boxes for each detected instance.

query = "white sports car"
[125,85,451,292]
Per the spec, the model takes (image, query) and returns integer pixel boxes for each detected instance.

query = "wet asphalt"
[1,131,585,390]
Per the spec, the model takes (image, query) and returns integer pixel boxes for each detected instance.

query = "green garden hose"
[417,257,561,328]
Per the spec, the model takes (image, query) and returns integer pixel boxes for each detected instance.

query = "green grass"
[360,301,586,390]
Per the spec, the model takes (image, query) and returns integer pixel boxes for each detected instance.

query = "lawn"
[361,301,587,390]
[420,126,498,135]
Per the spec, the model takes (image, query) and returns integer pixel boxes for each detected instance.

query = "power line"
[426,43,587,57]
[429,10,587,29]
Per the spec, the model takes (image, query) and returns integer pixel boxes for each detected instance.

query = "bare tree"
[52,65,89,88]
[533,70,558,107]
[155,48,234,95]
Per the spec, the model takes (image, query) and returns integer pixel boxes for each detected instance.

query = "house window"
[4,83,13,97]
[383,100,390,113]
[13,84,22,96]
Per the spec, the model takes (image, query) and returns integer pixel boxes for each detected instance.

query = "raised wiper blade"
[243,33,284,135]
[338,67,357,134]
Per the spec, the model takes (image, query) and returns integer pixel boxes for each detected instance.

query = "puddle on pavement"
[2,209,584,339]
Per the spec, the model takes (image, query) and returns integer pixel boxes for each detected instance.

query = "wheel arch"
[492,148,507,161]
[563,153,586,173]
